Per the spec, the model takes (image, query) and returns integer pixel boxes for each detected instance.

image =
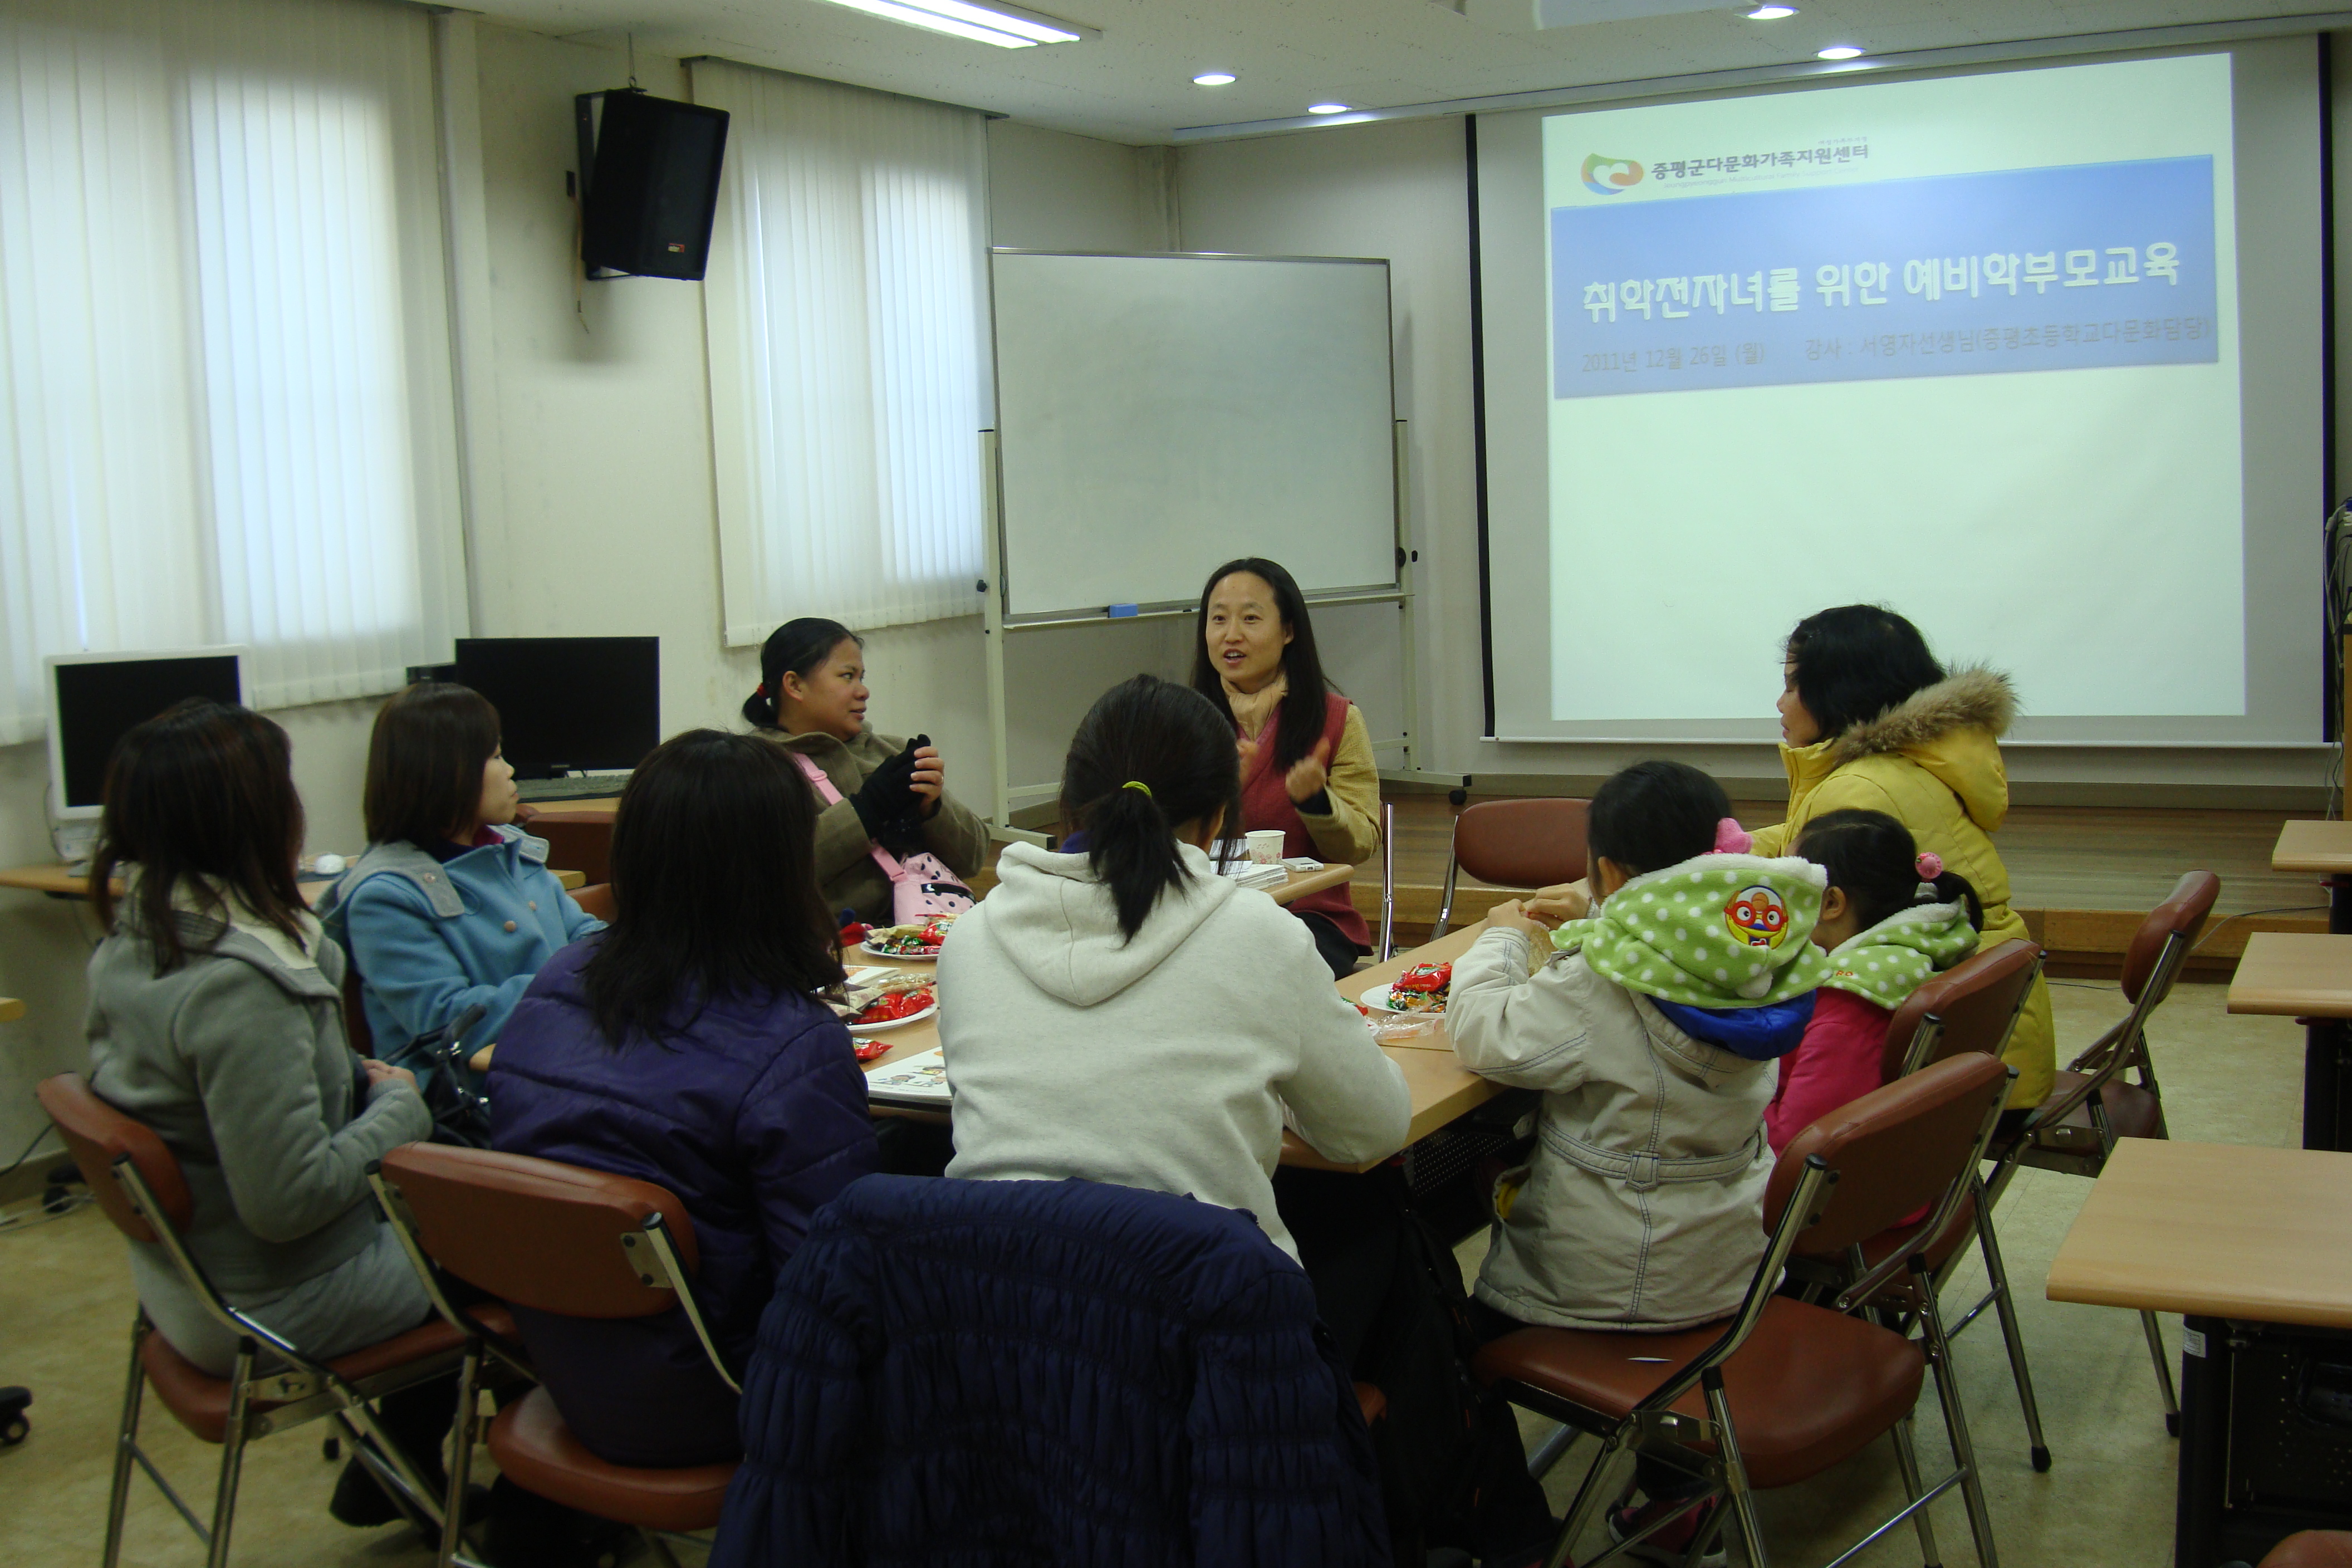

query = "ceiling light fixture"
[1193,71,1237,86]
[811,0,1087,48]
[1816,44,1864,59]
[1745,5,1797,18]
[1307,102,1350,115]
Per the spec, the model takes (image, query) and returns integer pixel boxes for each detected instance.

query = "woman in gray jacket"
[85,699,439,1527]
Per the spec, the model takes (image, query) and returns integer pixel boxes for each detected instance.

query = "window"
[692,61,991,641]
[0,0,467,742]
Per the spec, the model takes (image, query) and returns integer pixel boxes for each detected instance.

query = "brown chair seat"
[1472,1296,1924,1489]
[140,1318,466,1444]
[2025,1071,2165,1152]
[1851,1192,1976,1278]
[488,1386,734,1533]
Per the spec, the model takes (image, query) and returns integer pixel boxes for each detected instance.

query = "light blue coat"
[317,826,601,1062]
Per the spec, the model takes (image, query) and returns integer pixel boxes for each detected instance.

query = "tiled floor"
[0,977,2305,1566]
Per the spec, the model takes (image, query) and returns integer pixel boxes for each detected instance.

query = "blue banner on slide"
[1550,158,2218,398]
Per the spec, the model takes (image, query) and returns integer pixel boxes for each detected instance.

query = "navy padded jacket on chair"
[710,1173,1390,1568]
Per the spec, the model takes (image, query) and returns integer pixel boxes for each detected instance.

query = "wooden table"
[852,919,1502,1172]
[2273,820,2352,934]
[2228,932,2352,1149]
[0,863,586,903]
[2048,1139,2352,1564]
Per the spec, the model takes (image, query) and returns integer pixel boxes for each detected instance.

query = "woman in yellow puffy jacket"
[1746,605,2054,1113]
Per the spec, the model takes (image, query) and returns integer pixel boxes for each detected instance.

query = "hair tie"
[755,682,769,698]
[1121,780,1153,798]
[1915,851,1944,879]
[1713,817,1752,855]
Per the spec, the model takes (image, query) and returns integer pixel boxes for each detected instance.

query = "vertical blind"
[0,0,466,742]
[692,61,991,643]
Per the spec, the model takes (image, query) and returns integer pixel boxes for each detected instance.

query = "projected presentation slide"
[1541,55,2242,724]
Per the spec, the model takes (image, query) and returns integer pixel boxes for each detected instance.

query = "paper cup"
[1245,830,1286,865]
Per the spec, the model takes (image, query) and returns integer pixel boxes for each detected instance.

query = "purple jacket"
[488,939,878,1466]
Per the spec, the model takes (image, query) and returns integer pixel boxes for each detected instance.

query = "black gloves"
[849,737,928,853]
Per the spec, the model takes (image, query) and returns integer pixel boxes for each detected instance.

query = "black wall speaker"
[574,89,729,281]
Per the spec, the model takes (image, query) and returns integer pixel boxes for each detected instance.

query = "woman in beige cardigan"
[742,619,989,927]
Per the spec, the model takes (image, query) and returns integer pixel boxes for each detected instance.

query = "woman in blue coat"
[319,683,601,1072]
[489,729,879,1467]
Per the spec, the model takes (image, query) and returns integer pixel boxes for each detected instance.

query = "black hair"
[1794,808,1985,933]
[1586,761,1732,878]
[1062,674,1243,940]
[1783,605,1947,742]
[743,619,863,730]
[364,682,502,848]
[1188,557,1337,770]
[582,729,844,1047]
[92,699,310,976]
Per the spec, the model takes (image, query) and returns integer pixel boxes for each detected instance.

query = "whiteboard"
[991,252,1398,621]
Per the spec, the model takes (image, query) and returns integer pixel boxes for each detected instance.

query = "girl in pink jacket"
[1765,809,1986,1152]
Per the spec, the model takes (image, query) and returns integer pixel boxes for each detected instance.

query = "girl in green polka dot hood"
[1446,762,1837,1337]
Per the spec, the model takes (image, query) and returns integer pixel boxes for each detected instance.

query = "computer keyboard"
[516,774,630,802]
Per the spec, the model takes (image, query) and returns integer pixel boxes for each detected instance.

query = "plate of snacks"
[832,967,939,1042]
[1358,962,1452,1015]
[860,915,957,961]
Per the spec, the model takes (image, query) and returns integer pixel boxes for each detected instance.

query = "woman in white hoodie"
[940,674,1409,1265]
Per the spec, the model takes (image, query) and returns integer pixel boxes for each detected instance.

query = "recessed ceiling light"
[1307,102,1350,115]
[1816,44,1864,59]
[1745,5,1796,17]
[810,0,1086,48]
[1193,71,1237,86]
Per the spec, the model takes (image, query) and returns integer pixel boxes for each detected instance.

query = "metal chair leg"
[2140,1310,2182,1437]
[1971,1184,2052,1471]
[437,1342,483,1568]
[1545,1425,1627,1568]
[1889,1414,1946,1568]
[102,1314,150,1568]
[1916,1261,2000,1568]
[1704,1371,1770,1568]
[206,1340,256,1568]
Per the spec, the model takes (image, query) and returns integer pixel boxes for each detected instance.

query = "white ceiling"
[477,0,2344,144]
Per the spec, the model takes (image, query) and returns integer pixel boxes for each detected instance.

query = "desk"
[852,920,1503,1173]
[2274,821,2352,934]
[2048,1139,2352,1565]
[0,863,587,904]
[2228,933,2352,1149]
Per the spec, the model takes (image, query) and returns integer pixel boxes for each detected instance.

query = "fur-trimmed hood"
[1827,665,2017,765]
[1814,665,2017,834]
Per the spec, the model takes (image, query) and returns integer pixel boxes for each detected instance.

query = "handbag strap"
[787,747,911,881]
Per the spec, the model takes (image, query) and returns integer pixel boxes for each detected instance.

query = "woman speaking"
[1189,558,1382,979]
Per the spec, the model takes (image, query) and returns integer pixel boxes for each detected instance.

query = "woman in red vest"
[1189,558,1382,979]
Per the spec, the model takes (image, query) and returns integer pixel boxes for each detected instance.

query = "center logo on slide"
[1581,154,1645,195]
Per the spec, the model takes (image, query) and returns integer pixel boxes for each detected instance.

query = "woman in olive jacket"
[741,618,988,926]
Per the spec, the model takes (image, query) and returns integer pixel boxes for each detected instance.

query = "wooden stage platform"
[1347,792,2329,979]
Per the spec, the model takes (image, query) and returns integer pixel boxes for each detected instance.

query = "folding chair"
[1476,1052,2014,1568]
[1982,869,2219,1439]
[1872,939,2055,1471]
[1433,797,1589,935]
[36,1075,463,1568]
[369,1143,739,1568]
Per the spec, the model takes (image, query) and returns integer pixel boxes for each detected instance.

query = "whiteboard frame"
[985,248,1405,625]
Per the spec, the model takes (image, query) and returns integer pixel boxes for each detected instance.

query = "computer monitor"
[452,637,660,780]
[45,648,250,824]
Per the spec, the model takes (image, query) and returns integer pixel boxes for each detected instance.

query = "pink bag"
[789,751,976,924]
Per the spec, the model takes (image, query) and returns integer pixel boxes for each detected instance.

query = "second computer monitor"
[452,637,659,780]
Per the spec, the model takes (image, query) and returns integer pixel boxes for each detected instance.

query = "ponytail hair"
[743,618,860,730]
[1794,808,1984,933]
[1061,675,1243,940]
